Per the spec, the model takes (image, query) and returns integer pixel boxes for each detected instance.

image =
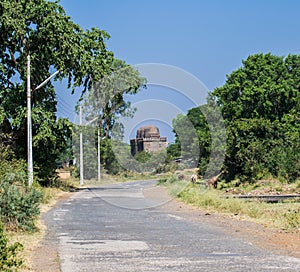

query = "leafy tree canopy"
[82,58,146,139]
[171,53,300,183]
[0,0,120,183]
[213,53,300,121]
[211,53,300,181]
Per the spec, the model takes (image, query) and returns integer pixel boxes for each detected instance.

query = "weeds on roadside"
[161,179,300,230]
[0,224,23,271]
[0,159,43,232]
[282,208,300,229]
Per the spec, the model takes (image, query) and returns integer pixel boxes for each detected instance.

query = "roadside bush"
[0,159,27,185]
[283,208,300,229]
[0,183,43,231]
[0,224,23,271]
[0,159,43,232]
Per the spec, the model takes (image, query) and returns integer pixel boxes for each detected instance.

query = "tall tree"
[171,53,300,182]
[212,53,300,182]
[83,59,146,138]
[0,0,114,183]
[170,101,226,177]
[213,53,299,122]
[79,59,146,176]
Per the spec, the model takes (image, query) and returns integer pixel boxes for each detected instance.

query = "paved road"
[43,180,300,272]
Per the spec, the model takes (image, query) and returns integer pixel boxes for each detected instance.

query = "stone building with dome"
[130,125,167,156]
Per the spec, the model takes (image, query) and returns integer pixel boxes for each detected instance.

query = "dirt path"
[29,184,300,271]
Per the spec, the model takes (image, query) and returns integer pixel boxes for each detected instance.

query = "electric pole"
[79,105,84,185]
[97,127,101,182]
[27,55,33,186]
[27,55,60,186]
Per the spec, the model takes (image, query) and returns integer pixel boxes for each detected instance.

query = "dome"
[136,125,160,139]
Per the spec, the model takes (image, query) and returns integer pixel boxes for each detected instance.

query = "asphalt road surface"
[43,180,300,272]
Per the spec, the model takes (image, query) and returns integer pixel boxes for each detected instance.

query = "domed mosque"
[130,125,167,156]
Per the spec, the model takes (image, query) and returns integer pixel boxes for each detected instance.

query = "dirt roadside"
[162,193,300,259]
[27,184,299,271]
[21,191,74,272]
[145,185,300,259]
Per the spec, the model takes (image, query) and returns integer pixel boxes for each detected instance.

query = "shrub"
[0,224,23,271]
[0,182,43,232]
[0,159,43,232]
[283,208,300,229]
[0,159,27,185]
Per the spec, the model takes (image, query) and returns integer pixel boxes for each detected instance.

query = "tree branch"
[8,47,18,69]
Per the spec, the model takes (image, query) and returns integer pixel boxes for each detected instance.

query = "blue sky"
[56,0,300,142]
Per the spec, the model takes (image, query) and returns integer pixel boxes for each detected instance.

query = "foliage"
[83,59,146,138]
[72,128,125,177]
[77,59,146,176]
[167,143,181,159]
[0,183,43,231]
[101,138,125,175]
[100,138,173,175]
[0,224,23,271]
[0,0,114,183]
[0,159,27,185]
[213,54,300,122]
[170,113,200,165]
[170,101,226,177]
[72,125,98,180]
[134,151,151,163]
[34,117,73,184]
[212,53,300,182]
[172,53,300,183]
[221,117,299,182]
[0,158,43,231]
[126,149,170,174]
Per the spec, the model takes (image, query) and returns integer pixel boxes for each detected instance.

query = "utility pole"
[97,127,101,182]
[84,116,102,182]
[27,55,33,186]
[27,55,60,186]
[79,105,84,185]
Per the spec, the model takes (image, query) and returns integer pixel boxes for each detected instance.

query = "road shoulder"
[28,191,74,272]
[155,185,300,259]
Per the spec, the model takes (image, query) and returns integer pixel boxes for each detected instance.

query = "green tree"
[211,53,300,182]
[213,53,299,121]
[170,101,226,177]
[0,0,114,183]
[83,59,146,137]
[170,113,199,166]
[185,106,211,173]
[79,59,146,175]
[167,142,181,159]
[171,53,300,182]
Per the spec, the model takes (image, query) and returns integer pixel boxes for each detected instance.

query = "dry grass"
[164,181,300,231]
[6,221,46,271]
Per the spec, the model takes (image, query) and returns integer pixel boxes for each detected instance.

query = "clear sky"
[56,0,300,142]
